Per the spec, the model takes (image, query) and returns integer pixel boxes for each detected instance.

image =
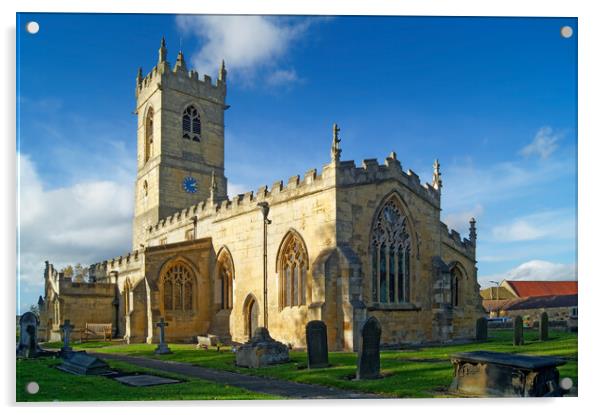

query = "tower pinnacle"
[174,50,187,72]
[331,123,342,163]
[469,217,477,245]
[432,159,442,190]
[158,36,168,64]
[218,59,227,84]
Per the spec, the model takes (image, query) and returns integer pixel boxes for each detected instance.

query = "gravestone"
[235,327,289,368]
[306,320,329,369]
[59,319,75,355]
[154,318,172,354]
[57,351,114,375]
[513,316,524,346]
[356,316,381,380]
[475,317,488,341]
[114,375,180,387]
[539,312,549,341]
[17,312,41,358]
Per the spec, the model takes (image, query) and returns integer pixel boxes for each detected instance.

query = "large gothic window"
[161,261,195,313]
[144,108,154,163]
[217,249,234,310]
[370,197,411,304]
[279,231,309,308]
[182,105,201,142]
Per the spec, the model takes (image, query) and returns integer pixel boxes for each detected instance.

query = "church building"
[39,39,485,351]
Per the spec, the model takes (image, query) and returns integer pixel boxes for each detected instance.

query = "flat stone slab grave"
[114,374,181,387]
[450,350,566,397]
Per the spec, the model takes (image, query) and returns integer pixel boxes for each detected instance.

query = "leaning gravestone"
[16,312,41,358]
[154,318,172,355]
[356,316,382,380]
[475,317,488,342]
[306,320,329,369]
[539,312,549,341]
[513,315,524,346]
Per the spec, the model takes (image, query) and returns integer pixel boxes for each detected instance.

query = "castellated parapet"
[143,154,446,243]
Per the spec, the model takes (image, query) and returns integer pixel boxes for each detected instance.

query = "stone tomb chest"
[57,351,114,376]
[449,351,566,397]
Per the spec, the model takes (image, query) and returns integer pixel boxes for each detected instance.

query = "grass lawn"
[16,356,277,402]
[42,328,577,399]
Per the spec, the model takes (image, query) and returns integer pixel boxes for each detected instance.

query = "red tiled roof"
[504,280,577,298]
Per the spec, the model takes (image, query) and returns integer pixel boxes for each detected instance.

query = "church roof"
[503,280,578,298]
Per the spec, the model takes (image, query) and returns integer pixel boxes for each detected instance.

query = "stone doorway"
[243,294,259,340]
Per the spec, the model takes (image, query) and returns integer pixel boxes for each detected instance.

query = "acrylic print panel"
[16,13,577,401]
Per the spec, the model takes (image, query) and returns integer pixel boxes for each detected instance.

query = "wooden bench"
[81,323,113,342]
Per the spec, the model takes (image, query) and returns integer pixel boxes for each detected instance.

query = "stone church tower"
[132,38,229,249]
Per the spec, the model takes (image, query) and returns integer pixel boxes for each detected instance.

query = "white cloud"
[266,69,301,87]
[491,209,575,242]
[17,153,133,311]
[175,15,312,84]
[227,182,250,198]
[479,260,576,286]
[520,126,562,160]
[442,203,483,235]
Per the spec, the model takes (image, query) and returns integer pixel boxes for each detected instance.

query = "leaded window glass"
[280,232,309,308]
[161,262,195,312]
[182,105,201,142]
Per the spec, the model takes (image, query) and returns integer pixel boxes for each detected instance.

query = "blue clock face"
[182,176,198,193]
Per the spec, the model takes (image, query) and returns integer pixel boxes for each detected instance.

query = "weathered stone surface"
[114,375,180,387]
[235,327,289,368]
[154,318,172,355]
[356,317,381,380]
[17,312,43,358]
[57,351,114,375]
[449,351,566,397]
[539,312,549,341]
[475,317,488,341]
[513,316,524,346]
[306,320,329,369]
[196,334,220,347]
[59,319,75,355]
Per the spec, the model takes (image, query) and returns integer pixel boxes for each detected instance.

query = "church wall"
[144,163,338,347]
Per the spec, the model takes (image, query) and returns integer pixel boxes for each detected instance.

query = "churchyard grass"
[16,357,277,402]
[42,329,577,398]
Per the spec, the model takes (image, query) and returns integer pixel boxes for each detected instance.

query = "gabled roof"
[503,280,578,298]
[483,294,578,312]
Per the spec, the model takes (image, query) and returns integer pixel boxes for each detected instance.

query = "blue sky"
[16,14,577,313]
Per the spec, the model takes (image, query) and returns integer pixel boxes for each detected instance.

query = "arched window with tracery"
[144,108,154,163]
[182,105,201,142]
[279,231,309,308]
[370,196,411,304]
[217,249,234,310]
[161,261,196,313]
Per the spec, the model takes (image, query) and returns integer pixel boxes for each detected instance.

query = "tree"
[61,265,74,279]
[73,263,89,282]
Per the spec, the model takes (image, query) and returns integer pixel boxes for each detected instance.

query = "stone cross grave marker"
[476,317,488,341]
[154,317,172,355]
[17,312,39,358]
[539,312,549,341]
[306,320,329,369]
[356,316,381,380]
[513,315,524,346]
[60,320,75,353]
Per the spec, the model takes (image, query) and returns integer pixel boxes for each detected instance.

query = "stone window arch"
[160,261,196,313]
[144,107,154,163]
[182,105,201,142]
[278,230,309,308]
[217,248,234,310]
[370,195,412,304]
[450,264,465,308]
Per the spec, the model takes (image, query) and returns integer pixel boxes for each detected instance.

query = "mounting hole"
[560,26,573,39]
[560,377,573,390]
[26,381,39,394]
[26,21,40,34]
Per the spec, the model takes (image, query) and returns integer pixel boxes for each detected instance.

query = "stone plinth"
[197,334,220,348]
[235,327,289,368]
[450,351,566,397]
